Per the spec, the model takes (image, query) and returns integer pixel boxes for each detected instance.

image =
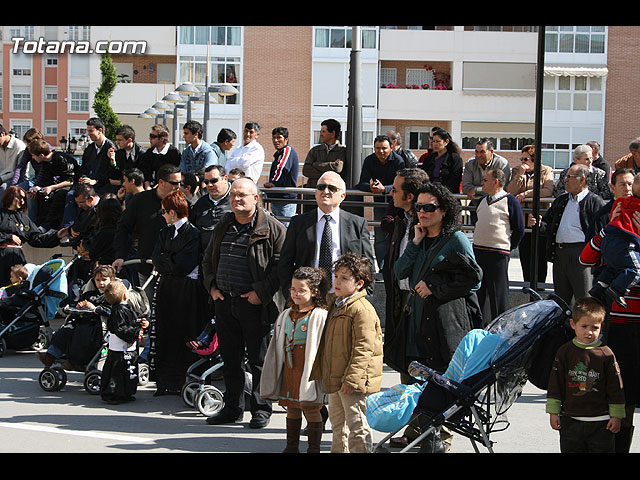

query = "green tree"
[93,52,122,140]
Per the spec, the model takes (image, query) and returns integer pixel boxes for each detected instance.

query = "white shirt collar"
[317,207,340,224]
[153,143,171,155]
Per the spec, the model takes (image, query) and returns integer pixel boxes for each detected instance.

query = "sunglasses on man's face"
[203,177,222,184]
[414,203,440,213]
[316,183,341,193]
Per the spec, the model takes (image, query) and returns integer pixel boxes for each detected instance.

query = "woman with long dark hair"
[149,190,209,396]
[0,185,59,285]
[418,129,463,194]
[81,193,123,267]
[389,182,482,452]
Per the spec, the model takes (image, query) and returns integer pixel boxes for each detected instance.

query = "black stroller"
[0,255,80,357]
[37,259,153,394]
[369,290,572,453]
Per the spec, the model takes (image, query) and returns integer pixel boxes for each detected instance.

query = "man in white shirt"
[225,122,265,184]
[530,164,605,307]
[0,125,26,195]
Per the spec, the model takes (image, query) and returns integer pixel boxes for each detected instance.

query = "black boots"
[418,428,447,453]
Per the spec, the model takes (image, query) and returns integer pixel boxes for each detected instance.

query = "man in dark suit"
[278,170,374,434]
[278,170,375,296]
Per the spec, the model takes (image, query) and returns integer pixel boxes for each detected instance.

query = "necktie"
[319,214,333,283]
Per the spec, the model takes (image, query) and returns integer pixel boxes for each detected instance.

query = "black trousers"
[474,248,510,325]
[214,295,272,416]
[559,417,615,453]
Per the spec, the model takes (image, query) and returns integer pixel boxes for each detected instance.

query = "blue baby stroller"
[369,290,572,453]
[0,254,79,357]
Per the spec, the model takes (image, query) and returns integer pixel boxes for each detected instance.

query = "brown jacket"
[310,290,383,395]
[505,164,555,206]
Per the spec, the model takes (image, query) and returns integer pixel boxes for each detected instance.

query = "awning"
[544,66,608,77]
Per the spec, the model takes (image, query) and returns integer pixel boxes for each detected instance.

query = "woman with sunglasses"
[148,190,209,396]
[390,182,481,452]
[0,185,60,285]
[505,144,555,288]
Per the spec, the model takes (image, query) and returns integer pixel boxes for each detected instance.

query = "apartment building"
[1,25,635,177]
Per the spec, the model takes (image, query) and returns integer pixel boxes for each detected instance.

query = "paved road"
[2,344,639,453]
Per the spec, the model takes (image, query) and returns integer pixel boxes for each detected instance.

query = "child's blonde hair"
[103,280,127,305]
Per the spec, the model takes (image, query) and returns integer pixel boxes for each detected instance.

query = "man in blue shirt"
[180,121,216,174]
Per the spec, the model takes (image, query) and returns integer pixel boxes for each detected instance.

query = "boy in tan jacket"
[310,252,383,453]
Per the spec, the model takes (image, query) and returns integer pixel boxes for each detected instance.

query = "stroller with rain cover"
[0,254,79,357]
[369,289,572,453]
[37,259,153,394]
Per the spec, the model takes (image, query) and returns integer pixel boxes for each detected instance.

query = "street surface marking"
[0,421,152,443]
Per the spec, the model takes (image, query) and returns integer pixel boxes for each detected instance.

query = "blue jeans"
[270,201,297,226]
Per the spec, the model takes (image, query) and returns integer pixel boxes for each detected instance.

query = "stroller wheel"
[52,367,67,390]
[0,339,6,357]
[84,369,102,395]
[181,380,200,408]
[195,385,224,417]
[32,329,51,351]
[39,367,63,392]
[138,363,149,386]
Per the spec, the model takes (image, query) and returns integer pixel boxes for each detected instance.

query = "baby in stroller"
[0,264,30,299]
[37,264,116,370]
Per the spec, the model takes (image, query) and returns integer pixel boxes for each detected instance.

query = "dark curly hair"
[289,266,330,309]
[332,252,374,292]
[415,181,462,235]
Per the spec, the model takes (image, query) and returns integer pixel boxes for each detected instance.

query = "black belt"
[556,242,584,248]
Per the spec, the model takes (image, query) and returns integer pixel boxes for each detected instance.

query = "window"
[179,26,241,46]
[46,56,58,66]
[179,56,240,104]
[380,68,397,87]
[67,26,90,41]
[12,92,31,111]
[542,143,571,169]
[462,136,534,151]
[545,26,606,54]
[70,90,89,112]
[11,121,31,140]
[10,26,35,40]
[315,26,377,49]
[543,75,603,111]
[210,57,240,104]
[45,87,57,102]
[406,68,434,89]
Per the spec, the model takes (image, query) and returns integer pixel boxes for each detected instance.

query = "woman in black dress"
[149,190,210,395]
[0,186,59,285]
[418,129,463,194]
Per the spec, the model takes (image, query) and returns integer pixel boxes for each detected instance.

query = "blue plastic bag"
[366,382,426,433]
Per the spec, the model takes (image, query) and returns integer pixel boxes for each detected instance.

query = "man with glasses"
[529,164,604,307]
[191,165,232,251]
[138,124,181,189]
[202,177,286,429]
[112,164,181,295]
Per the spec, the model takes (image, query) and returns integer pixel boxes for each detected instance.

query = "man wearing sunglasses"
[113,164,182,294]
[279,171,374,296]
[191,165,232,251]
[137,124,181,189]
